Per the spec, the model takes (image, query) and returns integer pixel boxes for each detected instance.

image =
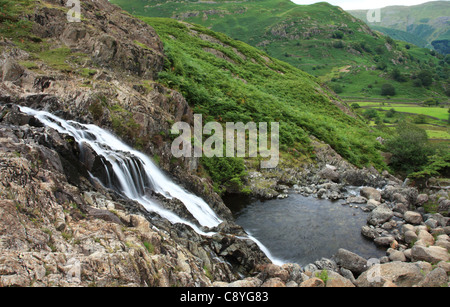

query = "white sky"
[291,0,447,10]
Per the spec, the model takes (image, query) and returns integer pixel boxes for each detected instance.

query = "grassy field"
[356,102,450,121]
[353,100,450,141]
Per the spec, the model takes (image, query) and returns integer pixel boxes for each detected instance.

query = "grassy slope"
[140,17,386,170]
[111,0,449,100]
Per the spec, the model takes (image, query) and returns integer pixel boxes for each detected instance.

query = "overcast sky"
[291,0,447,10]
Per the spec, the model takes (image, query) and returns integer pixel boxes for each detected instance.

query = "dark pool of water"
[224,193,387,266]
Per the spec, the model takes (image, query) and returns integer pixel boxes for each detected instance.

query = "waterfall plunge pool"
[224,193,387,266]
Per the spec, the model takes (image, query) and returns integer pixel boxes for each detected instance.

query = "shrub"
[385,123,435,175]
[381,83,396,96]
[330,83,343,94]
[201,156,247,195]
[417,70,433,87]
[332,31,344,39]
[363,109,379,120]
[385,108,396,118]
[391,68,407,82]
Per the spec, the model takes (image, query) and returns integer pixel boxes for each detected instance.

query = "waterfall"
[20,106,285,265]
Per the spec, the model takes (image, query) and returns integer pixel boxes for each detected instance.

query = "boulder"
[438,199,450,216]
[404,211,423,225]
[416,229,435,246]
[261,278,286,287]
[417,268,448,287]
[299,277,325,287]
[355,262,425,287]
[361,225,379,240]
[416,194,429,206]
[411,245,450,264]
[334,248,368,276]
[360,187,381,202]
[366,199,381,211]
[312,270,355,287]
[435,235,450,251]
[404,230,418,245]
[367,204,394,226]
[318,167,340,183]
[374,236,396,247]
[387,248,406,262]
[2,59,24,82]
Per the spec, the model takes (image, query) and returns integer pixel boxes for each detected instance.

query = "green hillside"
[111,0,450,101]
[137,17,386,173]
[348,1,450,54]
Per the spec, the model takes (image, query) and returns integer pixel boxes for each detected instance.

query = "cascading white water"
[20,106,284,265]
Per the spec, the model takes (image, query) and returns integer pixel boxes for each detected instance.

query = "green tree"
[417,70,433,87]
[381,83,396,96]
[391,68,406,82]
[409,149,450,187]
[385,123,434,175]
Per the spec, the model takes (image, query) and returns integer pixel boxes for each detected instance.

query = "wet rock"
[361,225,379,240]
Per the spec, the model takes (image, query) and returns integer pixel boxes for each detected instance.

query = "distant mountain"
[111,0,449,100]
[348,1,450,54]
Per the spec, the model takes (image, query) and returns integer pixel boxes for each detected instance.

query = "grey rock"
[404,211,423,225]
[360,187,381,202]
[368,204,394,226]
[411,245,450,264]
[334,248,368,276]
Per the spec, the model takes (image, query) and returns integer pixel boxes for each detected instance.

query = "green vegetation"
[315,270,329,284]
[385,122,434,176]
[111,0,450,101]
[138,17,387,190]
[200,157,247,195]
[409,149,450,187]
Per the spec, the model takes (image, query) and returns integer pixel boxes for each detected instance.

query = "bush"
[391,68,407,82]
[332,31,344,39]
[385,123,434,175]
[330,83,343,94]
[201,156,247,195]
[363,109,379,120]
[417,70,433,87]
[333,41,344,49]
[381,83,396,96]
[385,108,396,118]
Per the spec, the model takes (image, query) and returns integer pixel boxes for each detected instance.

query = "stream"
[225,192,387,266]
